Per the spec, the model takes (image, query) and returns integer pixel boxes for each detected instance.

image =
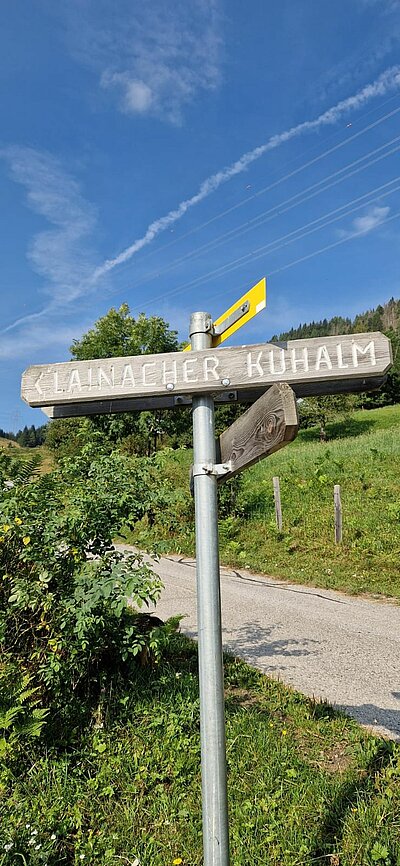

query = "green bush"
[0,443,170,744]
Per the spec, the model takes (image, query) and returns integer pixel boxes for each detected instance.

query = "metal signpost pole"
[190,311,230,866]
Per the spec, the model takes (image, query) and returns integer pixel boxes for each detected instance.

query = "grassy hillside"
[0,442,54,474]
[130,405,400,599]
[0,438,20,449]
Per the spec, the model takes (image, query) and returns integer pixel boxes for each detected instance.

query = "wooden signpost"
[20,279,394,866]
[22,331,392,413]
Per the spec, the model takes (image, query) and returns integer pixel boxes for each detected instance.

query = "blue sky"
[1,0,400,430]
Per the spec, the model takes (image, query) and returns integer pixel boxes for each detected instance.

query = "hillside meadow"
[129,404,400,600]
[1,405,399,864]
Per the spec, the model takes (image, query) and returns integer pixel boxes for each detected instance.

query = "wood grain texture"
[21,331,392,408]
[41,374,388,418]
[217,383,299,481]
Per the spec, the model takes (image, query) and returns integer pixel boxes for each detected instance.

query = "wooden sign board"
[21,332,392,410]
[217,383,299,482]
[41,374,388,418]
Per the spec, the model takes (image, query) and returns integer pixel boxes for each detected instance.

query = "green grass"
[127,405,400,599]
[1,637,399,865]
[0,440,54,474]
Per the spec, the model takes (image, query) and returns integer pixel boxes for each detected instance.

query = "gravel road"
[121,548,400,740]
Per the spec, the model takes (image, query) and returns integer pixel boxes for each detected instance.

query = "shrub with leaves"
[0,443,169,742]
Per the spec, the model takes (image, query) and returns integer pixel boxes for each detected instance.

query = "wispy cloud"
[338,204,391,238]
[0,147,98,334]
[315,0,400,102]
[1,147,96,305]
[0,319,90,361]
[359,0,400,10]
[93,64,400,280]
[3,64,400,350]
[62,0,222,124]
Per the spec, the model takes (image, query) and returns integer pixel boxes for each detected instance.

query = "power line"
[109,99,400,284]
[269,208,400,277]
[124,134,400,290]
[134,175,400,305]
[208,178,400,279]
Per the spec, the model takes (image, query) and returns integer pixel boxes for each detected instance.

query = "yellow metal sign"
[183,277,266,351]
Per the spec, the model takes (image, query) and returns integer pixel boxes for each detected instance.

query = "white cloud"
[339,205,391,238]
[92,64,400,280]
[1,147,97,307]
[102,73,153,114]
[3,62,400,352]
[0,319,90,361]
[0,147,99,347]
[62,0,222,123]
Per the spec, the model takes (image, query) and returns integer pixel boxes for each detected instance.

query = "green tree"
[47,305,193,456]
[298,394,359,441]
[273,296,400,407]
[70,305,179,360]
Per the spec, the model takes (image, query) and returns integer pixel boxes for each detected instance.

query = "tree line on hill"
[0,424,46,448]
[272,297,400,408]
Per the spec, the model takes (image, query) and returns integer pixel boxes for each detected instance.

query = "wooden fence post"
[273,476,282,530]
[334,484,342,543]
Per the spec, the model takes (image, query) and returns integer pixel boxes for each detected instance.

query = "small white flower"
[50,834,56,841]
[80,856,85,861]
[4,843,13,851]
[25,824,30,829]
[31,830,38,836]
[35,844,41,851]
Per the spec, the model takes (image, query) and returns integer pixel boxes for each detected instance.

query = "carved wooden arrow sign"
[189,382,299,492]
[216,382,299,481]
[21,331,392,411]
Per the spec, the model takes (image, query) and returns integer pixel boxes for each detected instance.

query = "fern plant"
[0,661,48,762]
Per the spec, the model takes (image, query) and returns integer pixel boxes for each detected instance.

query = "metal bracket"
[213,300,250,336]
[192,461,232,479]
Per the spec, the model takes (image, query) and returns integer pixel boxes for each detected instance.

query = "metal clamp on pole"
[192,462,232,479]
[213,299,250,336]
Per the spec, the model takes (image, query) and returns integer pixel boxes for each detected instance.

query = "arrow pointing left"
[34,372,45,396]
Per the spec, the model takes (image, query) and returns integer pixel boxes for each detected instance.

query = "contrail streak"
[92,64,400,281]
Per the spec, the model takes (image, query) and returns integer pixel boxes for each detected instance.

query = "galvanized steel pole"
[190,311,230,866]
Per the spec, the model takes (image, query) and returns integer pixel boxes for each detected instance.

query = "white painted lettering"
[315,345,333,371]
[67,369,82,392]
[203,356,219,381]
[53,371,63,394]
[98,366,115,388]
[183,358,198,383]
[35,372,44,396]
[247,351,263,378]
[352,341,376,368]
[336,344,348,369]
[291,348,309,372]
[269,348,286,375]
[142,362,157,385]
[162,360,177,385]
[122,364,135,387]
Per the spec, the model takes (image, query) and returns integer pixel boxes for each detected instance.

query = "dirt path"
[119,547,400,739]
